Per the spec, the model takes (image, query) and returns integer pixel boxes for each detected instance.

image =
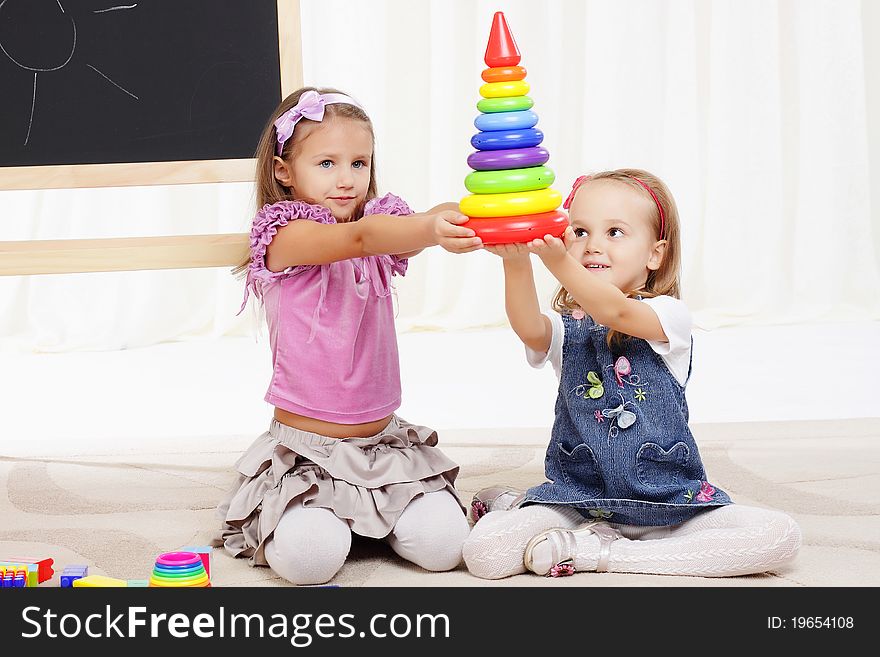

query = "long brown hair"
[233,86,378,277]
[551,168,682,349]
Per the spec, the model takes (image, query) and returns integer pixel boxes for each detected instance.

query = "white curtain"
[1,0,877,351]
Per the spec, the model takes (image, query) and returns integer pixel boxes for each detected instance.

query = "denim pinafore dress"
[523,312,732,526]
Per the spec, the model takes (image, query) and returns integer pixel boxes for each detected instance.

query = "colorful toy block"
[0,562,39,587]
[7,556,54,583]
[72,574,127,587]
[1,566,28,588]
[60,565,89,588]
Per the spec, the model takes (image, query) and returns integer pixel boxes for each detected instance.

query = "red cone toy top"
[484,12,520,67]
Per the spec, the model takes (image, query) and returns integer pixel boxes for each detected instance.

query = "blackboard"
[0,0,284,169]
[0,0,300,276]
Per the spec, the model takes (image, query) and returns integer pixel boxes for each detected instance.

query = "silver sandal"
[523,520,622,577]
[470,485,526,521]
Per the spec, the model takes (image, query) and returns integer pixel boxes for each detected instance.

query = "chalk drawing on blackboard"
[0,0,139,146]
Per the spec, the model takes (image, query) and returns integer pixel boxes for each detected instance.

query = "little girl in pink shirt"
[214,87,479,585]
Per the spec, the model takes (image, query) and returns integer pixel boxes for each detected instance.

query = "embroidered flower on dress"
[573,371,604,400]
[571,309,585,320]
[634,388,647,402]
[594,410,604,423]
[587,508,614,519]
[471,500,489,522]
[549,561,576,577]
[613,356,631,387]
[602,393,637,439]
[695,481,716,502]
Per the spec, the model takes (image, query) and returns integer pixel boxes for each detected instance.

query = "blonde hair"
[551,168,682,349]
[233,86,378,277]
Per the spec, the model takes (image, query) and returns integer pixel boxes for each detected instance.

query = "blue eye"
[319,160,333,169]
[352,160,367,169]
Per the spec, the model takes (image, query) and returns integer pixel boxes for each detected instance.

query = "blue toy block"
[60,568,88,588]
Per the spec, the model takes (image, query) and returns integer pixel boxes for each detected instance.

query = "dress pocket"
[636,441,694,489]
[556,442,604,498]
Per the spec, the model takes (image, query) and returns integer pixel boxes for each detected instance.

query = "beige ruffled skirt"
[213,415,463,566]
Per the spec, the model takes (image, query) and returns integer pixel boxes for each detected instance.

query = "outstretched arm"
[527,228,667,342]
[485,243,552,354]
[395,202,464,259]
[266,208,482,272]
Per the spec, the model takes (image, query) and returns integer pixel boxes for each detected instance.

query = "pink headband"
[274,90,364,155]
[563,174,666,240]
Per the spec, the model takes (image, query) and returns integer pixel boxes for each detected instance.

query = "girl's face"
[274,118,373,222]
[566,179,666,293]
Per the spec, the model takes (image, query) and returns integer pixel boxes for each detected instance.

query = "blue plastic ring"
[471,128,544,151]
[474,110,539,132]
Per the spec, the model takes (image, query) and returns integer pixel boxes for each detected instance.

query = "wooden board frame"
[0,0,301,276]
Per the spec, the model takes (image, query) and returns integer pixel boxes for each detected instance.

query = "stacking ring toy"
[481,66,527,83]
[467,146,549,171]
[465,166,555,194]
[461,188,562,217]
[479,80,530,99]
[462,12,563,244]
[477,96,534,113]
[149,551,211,588]
[474,110,538,132]
[464,211,568,245]
[153,561,203,571]
[470,128,543,151]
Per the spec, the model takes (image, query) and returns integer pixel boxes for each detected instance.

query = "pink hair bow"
[273,90,362,155]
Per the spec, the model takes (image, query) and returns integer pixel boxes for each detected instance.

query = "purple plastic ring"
[467,146,550,171]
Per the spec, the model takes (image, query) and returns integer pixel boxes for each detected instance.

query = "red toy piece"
[7,556,54,583]
[464,211,568,246]
[484,12,520,68]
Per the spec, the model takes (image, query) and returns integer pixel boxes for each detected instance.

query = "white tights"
[264,491,469,585]
[463,503,802,580]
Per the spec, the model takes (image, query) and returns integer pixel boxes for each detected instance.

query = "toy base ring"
[465,211,568,245]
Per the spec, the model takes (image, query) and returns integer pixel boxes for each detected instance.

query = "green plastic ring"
[476,96,534,113]
[465,166,555,194]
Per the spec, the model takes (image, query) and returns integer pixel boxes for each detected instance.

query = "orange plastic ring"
[481,66,527,83]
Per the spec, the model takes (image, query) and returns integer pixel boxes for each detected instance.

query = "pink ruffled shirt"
[242,194,412,423]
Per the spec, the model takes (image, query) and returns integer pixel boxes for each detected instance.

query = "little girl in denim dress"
[464,169,802,579]
[214,87,481,585]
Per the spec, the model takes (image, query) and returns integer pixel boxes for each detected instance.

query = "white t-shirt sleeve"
[641,295,692,386]
[524,312,564,378]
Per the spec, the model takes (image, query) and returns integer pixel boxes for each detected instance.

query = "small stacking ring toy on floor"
[149,551,211,587]
[461,12,567,244]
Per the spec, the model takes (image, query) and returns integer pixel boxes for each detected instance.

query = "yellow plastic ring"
[149,573,209,587]
[479,80,530,99]
[460,188,562,218]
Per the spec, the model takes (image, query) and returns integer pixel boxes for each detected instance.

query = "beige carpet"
[2,418,878,587]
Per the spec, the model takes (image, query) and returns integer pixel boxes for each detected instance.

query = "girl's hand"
[527,227,575,267]
[434,211,483,254]
[485,242,530,260]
